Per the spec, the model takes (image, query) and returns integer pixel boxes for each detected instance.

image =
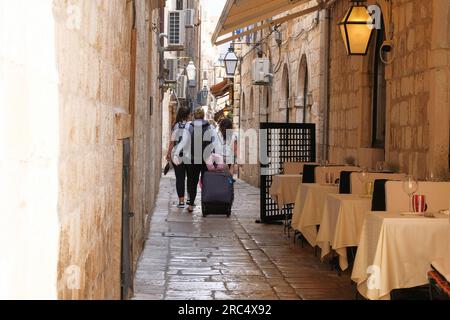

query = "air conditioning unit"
[166,10,185,46]
[176,75,188,99]
[164,58,179,83]
[185,9,195,28]
[172,0,188,10]
[252,58,272,85]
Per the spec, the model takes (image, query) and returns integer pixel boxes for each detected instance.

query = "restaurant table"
[317,193,372,271]
[269,174,302,207]
[351,212,450,300]
[292,183,339,246]
[315,166,360,184]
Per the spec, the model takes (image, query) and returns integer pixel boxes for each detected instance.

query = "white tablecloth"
[292,184,339,246]
[351,212,450,300]
[317,194,372,270]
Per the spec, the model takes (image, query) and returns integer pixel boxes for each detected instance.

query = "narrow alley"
[1,0,449,304]
[133,175,355,300]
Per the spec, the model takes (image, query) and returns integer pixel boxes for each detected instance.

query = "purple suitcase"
[201,171,234,217]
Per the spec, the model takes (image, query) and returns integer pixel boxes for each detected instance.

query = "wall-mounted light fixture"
[338,0,373,56]
[339,0,395,62]
[186,61,197,87]
[223,46,239,78]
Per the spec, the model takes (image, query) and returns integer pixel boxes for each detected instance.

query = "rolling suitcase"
[201,171,234,217]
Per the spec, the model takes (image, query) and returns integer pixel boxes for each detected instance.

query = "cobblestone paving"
[133,175,356,300]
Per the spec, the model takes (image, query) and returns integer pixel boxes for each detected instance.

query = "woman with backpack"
[173,107,217,213]
[166,106,191,208]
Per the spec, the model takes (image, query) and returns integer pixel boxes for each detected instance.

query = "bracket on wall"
[378,0,395,63]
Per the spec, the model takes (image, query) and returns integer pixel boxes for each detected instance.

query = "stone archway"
[296,54,309,123]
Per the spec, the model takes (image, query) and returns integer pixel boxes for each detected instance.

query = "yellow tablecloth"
[292,184,339,246]
[269,174,302,207]
[291,183,309,230]
[317,194,372,271]
[351,212,450,300]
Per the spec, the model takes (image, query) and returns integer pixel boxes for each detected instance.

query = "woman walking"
[215,117,238,176]
[173,108,216,213]
[166,106,191,208]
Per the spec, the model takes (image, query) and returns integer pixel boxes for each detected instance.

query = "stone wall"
[385,0,450,178]
[55,0,163,300]
[328,0,374,165]
[328,0,450,177]
[0,0,163,299]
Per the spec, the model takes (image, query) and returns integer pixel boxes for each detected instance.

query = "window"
[176,0,184,10]
[297,55,309,123]
[371,26,386,148]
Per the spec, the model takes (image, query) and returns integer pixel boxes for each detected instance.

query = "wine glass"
[402,175,418,213]
[320,159,329,167]
[358,167,369,195]
[426,168,436,182]
[376,161,385,172]
[358,167,369,182]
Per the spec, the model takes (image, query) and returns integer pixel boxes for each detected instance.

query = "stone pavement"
[133,175,356,300]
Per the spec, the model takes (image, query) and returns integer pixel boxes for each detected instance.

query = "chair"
[371,179,389,211]
[302,164,319,183]
[428,266,450,300]
[339,171,353,194]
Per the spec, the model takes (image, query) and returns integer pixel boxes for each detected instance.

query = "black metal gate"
[121,139,133,299]
[260,123,316,223]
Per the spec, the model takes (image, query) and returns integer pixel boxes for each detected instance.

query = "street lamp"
[197,85,209,106]
[186,61,197,87]
[223,46,239,77]
[338,0,373,56]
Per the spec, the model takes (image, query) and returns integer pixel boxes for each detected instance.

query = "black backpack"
[188,121,214,164]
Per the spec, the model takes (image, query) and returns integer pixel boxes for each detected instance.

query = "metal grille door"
[121,139,132,299]
[260,123,316,223]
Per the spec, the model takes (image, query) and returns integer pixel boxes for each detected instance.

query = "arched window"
[281,64,290,123]
[371,23,386,148]
[297,55,309,123]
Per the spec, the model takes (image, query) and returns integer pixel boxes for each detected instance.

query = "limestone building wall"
[328,0,450,178]
[0,0,164,300]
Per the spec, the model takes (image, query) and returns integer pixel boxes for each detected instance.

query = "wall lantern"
[197,85,209,106]
[338,0,373,56]
[186,61,197,87]
[223,46,239,77]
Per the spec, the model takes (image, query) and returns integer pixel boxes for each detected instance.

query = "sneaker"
[177,202,185,208]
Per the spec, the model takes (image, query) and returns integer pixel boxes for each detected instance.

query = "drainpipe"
[320,5,332,161]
